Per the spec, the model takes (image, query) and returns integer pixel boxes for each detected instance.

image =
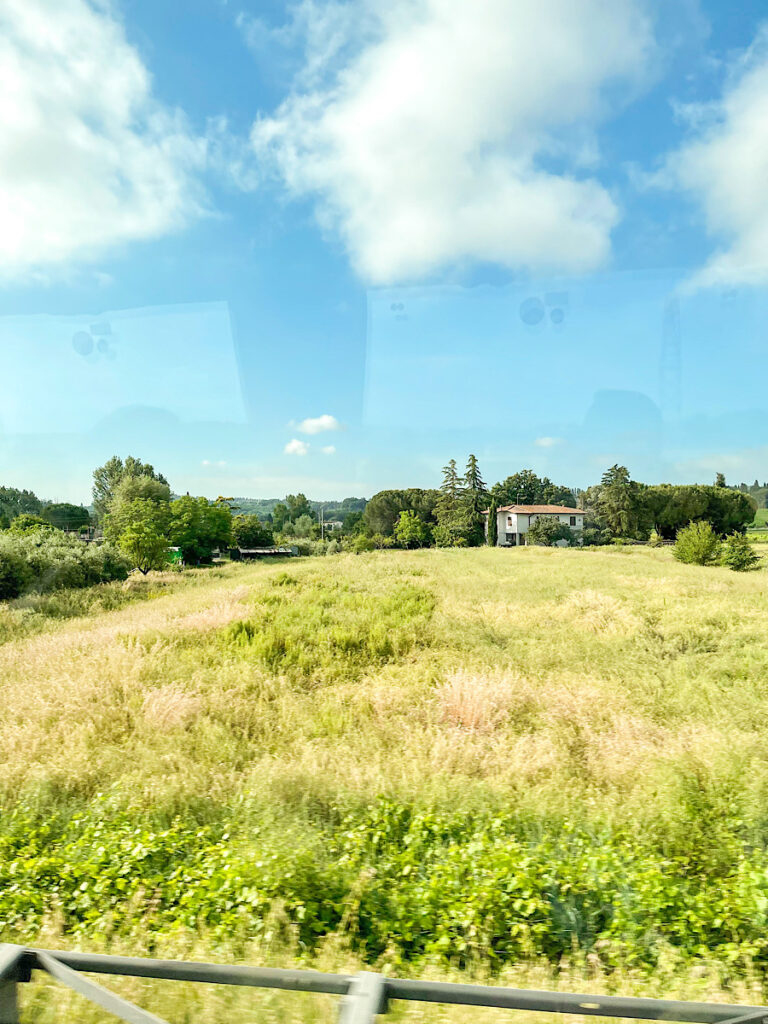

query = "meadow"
[4,546,768,1021]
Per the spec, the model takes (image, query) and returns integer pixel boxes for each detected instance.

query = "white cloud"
[321,445,336,455]
[534,436,563,448]
[252,0,653,283]
[201,459,227,468]
[284,438,309,455]
[297,413,342,434]
[0,0,210,278]
[661,28,768,288]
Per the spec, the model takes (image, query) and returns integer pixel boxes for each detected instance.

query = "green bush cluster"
[4,801,768,973]
[0,531,130,599]
[673,522,763,572]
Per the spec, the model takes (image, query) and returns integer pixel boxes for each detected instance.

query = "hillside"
[4,547,768,1019]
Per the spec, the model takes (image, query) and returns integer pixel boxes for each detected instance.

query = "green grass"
[4,548,768,1018]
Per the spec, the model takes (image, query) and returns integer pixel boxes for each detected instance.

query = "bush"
[527,518,575,547]
[0,532,130,599]
[721,533,762,572]
[0,542,32,599]
[673,521,722,566]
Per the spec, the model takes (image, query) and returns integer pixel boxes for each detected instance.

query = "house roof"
[482,504,583,515]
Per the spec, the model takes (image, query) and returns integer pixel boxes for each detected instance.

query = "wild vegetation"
[4,545,768,1022]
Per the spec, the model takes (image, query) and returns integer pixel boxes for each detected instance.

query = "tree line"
[0,456,760,590]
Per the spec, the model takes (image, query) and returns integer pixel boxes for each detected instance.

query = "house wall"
[496,511,584,547]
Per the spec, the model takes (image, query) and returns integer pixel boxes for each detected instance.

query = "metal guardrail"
[2,945,768,1024]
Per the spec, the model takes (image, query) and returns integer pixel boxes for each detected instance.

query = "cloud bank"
[252,0,654,283]
[662,28,768,288]
[0,0,208,277]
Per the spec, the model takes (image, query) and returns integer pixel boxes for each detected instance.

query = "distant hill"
[229,496,367,520]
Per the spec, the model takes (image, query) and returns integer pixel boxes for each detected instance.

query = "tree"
[588,465,648,538]
[463,454,488,546]
[394,510,429,548]
[41,503,91,532]
[8,514,51,534]
[105,498,171,574]
[272,502,290,532]
[92,456,168,522]
[168,496,232,564]
[0,486,42,524]
[434,459,473,546]
[715,473,726,488]
[363,489,440,537]
[673,521,722,566]
[527,517,575,547]
[721,533,761,572]
[287,513,315,539]
[491,470,574,509]
[111,474,171,507]
[487,502,497,546]
[232,514,273,548]
[285,493,315,522]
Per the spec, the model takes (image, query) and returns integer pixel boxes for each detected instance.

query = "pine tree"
[463,454,488,546]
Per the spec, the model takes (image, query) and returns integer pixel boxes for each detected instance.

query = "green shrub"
[0,532,129,599]
[647,530,664,547]
[673,521,722,566]
[0,541,32,599]
[527,518,575,547]
[721,533,762,572]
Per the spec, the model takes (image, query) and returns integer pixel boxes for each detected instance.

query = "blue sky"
[1,0,768,503]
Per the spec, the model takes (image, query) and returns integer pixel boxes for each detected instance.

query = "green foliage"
[585,465,648,539]
[40,502,91,531]
[363,489,440,537]
[0,485,42,524]
[645,484,756,539]
[487,502,497,546]
[112,474,171,507]
[721,533,762,572]
[285,493,315,522]
[92,455,168,522]
[527,517,575,547]
[394,510,430,547]
[106,498,172,575]
[272,502,289,532]
[434,459,474,546]
[0,543,31,599]
[291,513,316,539]
[0,532,129,598]
[168,496,233,564]
[231,514,273,548]
[491,470,574,509]
[7,799,768,973]
[7,513,52,534]
[673,521,722,566]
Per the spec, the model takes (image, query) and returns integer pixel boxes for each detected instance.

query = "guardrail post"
[0,946,23,1024]
[338,972,388,1024]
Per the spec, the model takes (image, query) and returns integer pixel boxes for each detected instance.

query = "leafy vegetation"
[673,521,722,566]
[3,546,768,993]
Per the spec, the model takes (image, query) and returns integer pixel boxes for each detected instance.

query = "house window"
[570,516,576,526]
[507,516,513,526]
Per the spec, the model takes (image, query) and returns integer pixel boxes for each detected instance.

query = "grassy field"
[5,546,768,1020]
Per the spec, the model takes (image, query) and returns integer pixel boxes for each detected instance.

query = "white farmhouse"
[483,504,585,547]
